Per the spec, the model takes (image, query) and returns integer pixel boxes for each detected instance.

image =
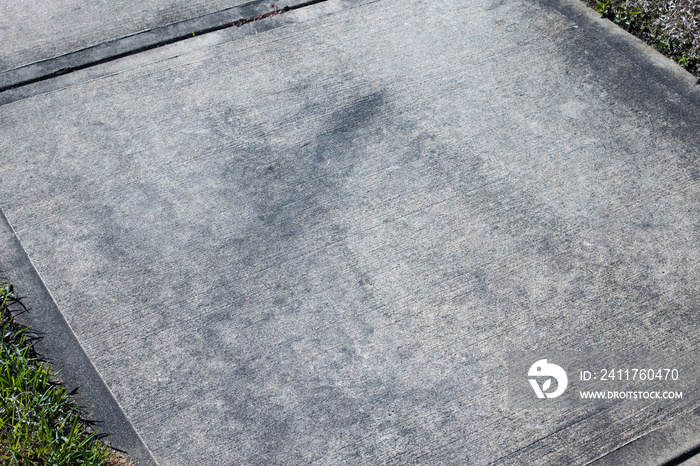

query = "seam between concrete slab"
[487,406,608,464]
[0,0,328,93]
[663,446,700,466]
[584,405,700,466]
[0,207,159,466]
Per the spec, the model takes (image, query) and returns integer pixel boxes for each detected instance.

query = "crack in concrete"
[231,2,288,27]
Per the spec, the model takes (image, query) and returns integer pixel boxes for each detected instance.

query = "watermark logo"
[528,359,568,399]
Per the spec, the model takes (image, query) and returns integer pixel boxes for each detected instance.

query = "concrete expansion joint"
[227,0,329,27]
[661,443,700,466]
[0,0,329,95]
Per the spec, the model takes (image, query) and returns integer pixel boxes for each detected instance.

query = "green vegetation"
[0,283,126,465]
[585,0,700,78]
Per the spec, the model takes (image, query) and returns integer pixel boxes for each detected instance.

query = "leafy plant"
[585,0,700,78]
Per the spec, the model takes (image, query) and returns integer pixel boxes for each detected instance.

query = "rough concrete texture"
[0,0,311,73]
[590,405,700,465]
[1,0,699,464]
[0,0,315,92]
[0,213,157,464]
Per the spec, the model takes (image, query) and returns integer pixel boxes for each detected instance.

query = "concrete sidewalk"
[0,0,317,73]
[1,0,700,464]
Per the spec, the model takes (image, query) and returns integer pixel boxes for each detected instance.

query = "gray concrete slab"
[0,0,315,75]
[1,0,700,464]
[0,211,157,464]
[0,1,325,93]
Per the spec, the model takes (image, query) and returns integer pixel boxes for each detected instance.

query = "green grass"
[0,283,126,465]
[584,0,700,78]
